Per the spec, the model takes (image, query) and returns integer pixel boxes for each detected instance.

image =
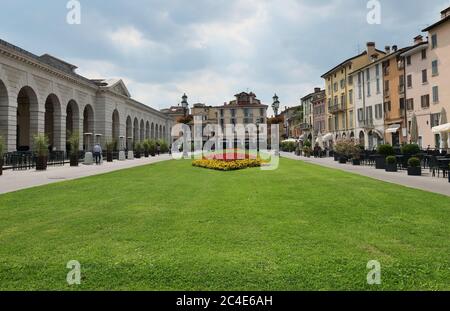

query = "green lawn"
[0,158,449,290]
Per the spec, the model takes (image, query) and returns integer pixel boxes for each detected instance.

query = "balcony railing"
[328,103,345,114]
[359,119,374,129]
[398,85,405,94]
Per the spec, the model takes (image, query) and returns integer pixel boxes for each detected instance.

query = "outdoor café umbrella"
[410,113,419,144]
[316,133,324,148]
[440,108,448,150]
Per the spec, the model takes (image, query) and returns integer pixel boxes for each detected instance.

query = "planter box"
[352,159,360,166]
[70,156,79,167]
[407,167,421,176]
[36,156,48,171]
[135,152,141,159]
[0,160,3,176]
[106,153,113,162]
[144,152,150,158]
[333,154,339,161]
[385,163,397,172]
[339,157,347,164]
[375,157,386,170]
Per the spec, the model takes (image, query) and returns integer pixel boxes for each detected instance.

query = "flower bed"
[192,158,264,171]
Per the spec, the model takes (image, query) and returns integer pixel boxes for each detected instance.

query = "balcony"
[328,103,345,114]
[398,85,405,95]
[360,119,374,129]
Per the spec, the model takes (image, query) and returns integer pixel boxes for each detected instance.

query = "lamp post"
[181,93,189,117]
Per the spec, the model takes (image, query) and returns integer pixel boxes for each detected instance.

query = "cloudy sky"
[1,0,449,115]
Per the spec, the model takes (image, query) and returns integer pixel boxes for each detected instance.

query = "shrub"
[149,140,157,154]
[386,156,397,165]
[303,140,312,148]
[0,136,4,158]
[377,144,394,157]
[280,141,296,152]
[134,142,142,152]
[67,133,80,156]
[303,146,312,156]
[408,157,421,168]
[401,144,420,156]
[158,140,169,153]
[106,140,115,153]
[33,134,49,157]
[142,139,150,153]
[335,139,360,158]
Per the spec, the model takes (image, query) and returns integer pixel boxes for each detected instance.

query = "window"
[358,83,362,99]
[340,79,345,89]
[220,109,224,117]
[376,64,380,76]
[384,101,391,112]
[349,110,354,128]
[406,56,411,65]
[400,98,405,111]
[407,75,412,88]
[421,49,427,60]
[367,81,371,97]
[421,94,430,108]
[334,82,338,92]
[375,104,383,119]
[334,96,338,106]
[244,108,250,117]
[366,68,370,80]
[334,115,338,130]
[366,106,373,123]
[349,90,353,105]
[432,60,439,76]
[376,78,380,94]
[431,34,438,49]
[259,108,264,116]
[406,98,414,111]
[430,113,440,128]
[348,76,353,85]
[358,108,364,122]
[432,86,439,103]
[384,80,390,92]
[341,94,346,106]
[357,72,361,84]
[231,109,236,117]
[342,113,346,128]
[422,69,428,84]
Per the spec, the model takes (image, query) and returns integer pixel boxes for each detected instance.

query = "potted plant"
[0,136,4,176]
[401,144,420,156]
[407,157,421,176]
[160,141,169,154]
[134,142,142,159]
[385,156,397,172]
[376,144,394,170]
[303,146,312,158]
[448,164,450,183]
[350,143,361,165]
[68,133,80,167]
[142,140,150,157]
[106,141,115,162]
[149,140,156,157]
[34,134,49,171]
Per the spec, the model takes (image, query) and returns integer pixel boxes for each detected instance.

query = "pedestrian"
[157,143,161,156]
[93,143,102,165]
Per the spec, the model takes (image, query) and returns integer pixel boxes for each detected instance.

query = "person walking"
[156,143,161,156]
[93,143,102,165]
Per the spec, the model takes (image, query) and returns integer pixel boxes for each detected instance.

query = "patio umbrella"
[316,133,324,148]
[440,108,448,150]
[410,114,419,144]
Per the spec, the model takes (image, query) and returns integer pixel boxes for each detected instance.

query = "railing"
[2,151,67,170]
[328,103,345,114]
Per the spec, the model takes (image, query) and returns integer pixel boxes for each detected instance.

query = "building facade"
[279,105,302,139]
[312,89,326,139]
[322,42,385,143]
[300,88,323,142]
[0,39,174,153]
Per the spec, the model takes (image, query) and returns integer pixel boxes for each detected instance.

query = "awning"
[385,124,401,134]
[323,133,333,141]
[299,134,306,141]
[432,123,450,133]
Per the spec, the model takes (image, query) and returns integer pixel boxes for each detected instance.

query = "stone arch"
[155,124,159,140]
[140,119,145,142]
[16,86,39,151]
[112,109,120,144]
[44,93,63,151]
[151,122,155,140]
[83,104,95,150]
[126,116,132,149]
[145,121,150,139]
[359,131,365,147]
[159,125,163,140]
[133,117,139,144]
[0,79,9,150]
[163,126,166,142]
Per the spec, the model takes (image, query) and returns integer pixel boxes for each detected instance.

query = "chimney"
[414,35,423,44]
[385,46,391,54]
[314,87,321,93]
[441,7,450,19]
[392,45,398,52]
[366,42,376,59]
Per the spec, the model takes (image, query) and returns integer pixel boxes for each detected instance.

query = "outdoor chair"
[429,156,442,177]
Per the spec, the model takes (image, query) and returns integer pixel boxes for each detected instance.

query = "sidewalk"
[281,152,450,197]
[0,155,172,195]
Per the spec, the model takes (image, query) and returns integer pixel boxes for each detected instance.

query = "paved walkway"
[0,155,172,195]
[281,152,450,197]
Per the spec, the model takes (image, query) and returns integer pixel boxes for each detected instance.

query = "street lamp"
[181,93,189,117]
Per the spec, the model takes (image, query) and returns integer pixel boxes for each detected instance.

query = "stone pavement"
[0,155,172,195]
[281,152,450,197]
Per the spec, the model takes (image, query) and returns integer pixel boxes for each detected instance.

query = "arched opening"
[155,124,159,140]
[140,119,145,142]
[151,123,155,140]
[126,116,132,150]
[359,131,365,147]
[83,105,95,150]
[163,126,166,142]
[350,131,355,139]
[368,130,374,150]
[0,80,9,151]
[44,94,62,151]
[112,109,120,144]
[145,121,150,139]
[133,118,139,143]
[66,100,80,152]
[17,86,38,151]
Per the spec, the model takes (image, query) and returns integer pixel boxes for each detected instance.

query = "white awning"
[323,133,333,141]
[299,134,306,141]
[385,124,401,134]
[432,123,450,133]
